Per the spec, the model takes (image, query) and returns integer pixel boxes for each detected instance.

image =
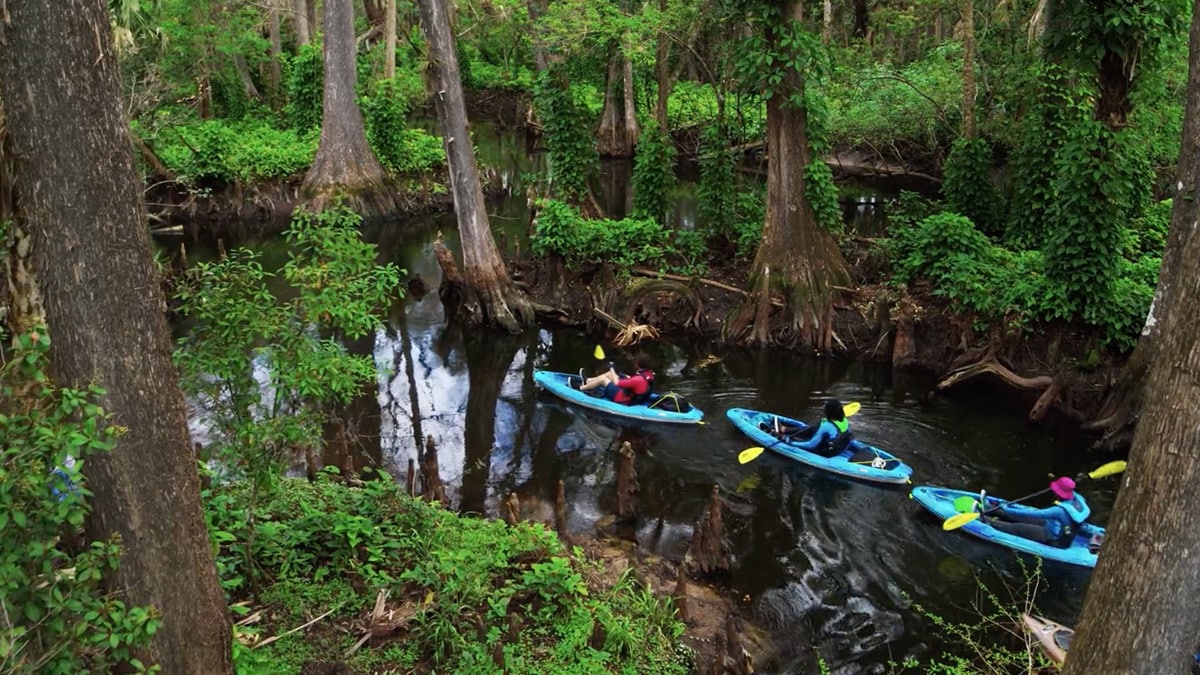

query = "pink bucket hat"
[1050,476,1076,500]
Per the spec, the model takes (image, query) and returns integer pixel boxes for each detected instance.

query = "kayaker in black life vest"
[985,476,1091,549]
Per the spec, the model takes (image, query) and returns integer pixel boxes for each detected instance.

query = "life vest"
[822,417,853,453]
[1056,495,1090,526]
[625,369,655,405]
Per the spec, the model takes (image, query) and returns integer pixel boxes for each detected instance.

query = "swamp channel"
[167,121,1116,674]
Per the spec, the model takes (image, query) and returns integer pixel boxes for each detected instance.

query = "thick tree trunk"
[1086,3,1200,450]
[730,0,850,350]
[364,0,386,27]
[622,39,639,146]
[596,49,638,157]
[655,0,671,130]
[0,1,233,672]
[961,0,976,138]
[294,0,312,45]
[233,53,263,102]
[385,0,397,79]
[525,0,549,73]
[853,0,869,38]
[416,0,533,332]
[1065,9,1200,670]
[301,0,395,215]
[268,0,284,104]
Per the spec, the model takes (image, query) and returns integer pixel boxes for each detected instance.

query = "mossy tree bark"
[961,0,976,139]
[596,45,640,158]
[417,0,533,332]
[301,0,395,215]
[0,0,233,671]
[1085,2,1200,451]
[730,0,849,350]
[1066,9,1200,670]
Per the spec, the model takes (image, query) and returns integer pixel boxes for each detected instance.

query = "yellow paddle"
[940,460,1127,532]
[737,402,862,465]
[594,345,606,360]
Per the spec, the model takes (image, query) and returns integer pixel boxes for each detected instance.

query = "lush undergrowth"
[207,472,689,674]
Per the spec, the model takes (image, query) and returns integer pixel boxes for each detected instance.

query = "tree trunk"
[961,0,976,138]
[0,1,233,672]
[1065,8,1200,671]
[596,49,638,157]
[301,0,395,215]
[853,0,869,38]
[622,38,639,146]
[268,0,284,104]
[364,0,386,27]
[416,0,533,333]
[525,0,549,73]
[729,0,850,350]
[294,0,311,45]
[233,53,263,103]
[822,0,833,44]
[385,0,397,79]
[308,0,320,36]
[655,0,671,130]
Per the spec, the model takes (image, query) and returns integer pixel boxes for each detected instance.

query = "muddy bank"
[506,240,1123,436]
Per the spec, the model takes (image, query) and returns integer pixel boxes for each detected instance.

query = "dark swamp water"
[166,123,1120,674]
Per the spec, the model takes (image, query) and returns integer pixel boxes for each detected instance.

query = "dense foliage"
[207,473,689,673]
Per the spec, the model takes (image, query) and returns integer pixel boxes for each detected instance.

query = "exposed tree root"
[433,232,534,333]
[937,350,1063,422]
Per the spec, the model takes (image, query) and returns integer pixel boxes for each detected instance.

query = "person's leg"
[580,369,618,392]
[988,518,1053,543]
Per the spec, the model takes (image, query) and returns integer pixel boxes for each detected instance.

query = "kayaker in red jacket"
[577,353,655,405]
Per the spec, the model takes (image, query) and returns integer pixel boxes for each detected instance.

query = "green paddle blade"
[738,447,765,464]
[1087,460,1127,479]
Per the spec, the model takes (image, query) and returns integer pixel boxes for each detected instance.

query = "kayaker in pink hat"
[985,475,1091,548]
[1049,476,1076,500]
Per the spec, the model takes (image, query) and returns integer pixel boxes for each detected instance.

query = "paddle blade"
[943,511,981,531]
[1087,460,1127,479]
[594,345,606,360]
[843,402,862,417]
[738,447,765,464]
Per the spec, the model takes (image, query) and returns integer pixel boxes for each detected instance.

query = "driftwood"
[685,485,730,577]
[937,350,1060,423]
[891,296,918,367]
[615,441,639,523]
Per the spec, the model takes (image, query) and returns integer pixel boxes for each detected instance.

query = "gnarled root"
[937,350,1062,423]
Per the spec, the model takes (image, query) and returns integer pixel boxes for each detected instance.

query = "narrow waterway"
[168,122,1114,673]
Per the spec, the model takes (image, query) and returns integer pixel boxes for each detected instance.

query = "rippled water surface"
[170,122,1116,673]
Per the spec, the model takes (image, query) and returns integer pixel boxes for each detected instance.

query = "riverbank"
[509,234,1123,436]
[212,472,778,674]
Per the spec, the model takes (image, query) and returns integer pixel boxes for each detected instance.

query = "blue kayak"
[726,407,912,485]
[911,486,1105,568]
[532,370,705,425]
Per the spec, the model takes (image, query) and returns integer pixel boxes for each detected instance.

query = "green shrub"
[0,330,162,673]
[204,474,688,674]
[285,42,324,132]
[942,137,1003,237]
[154,119,317,185]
